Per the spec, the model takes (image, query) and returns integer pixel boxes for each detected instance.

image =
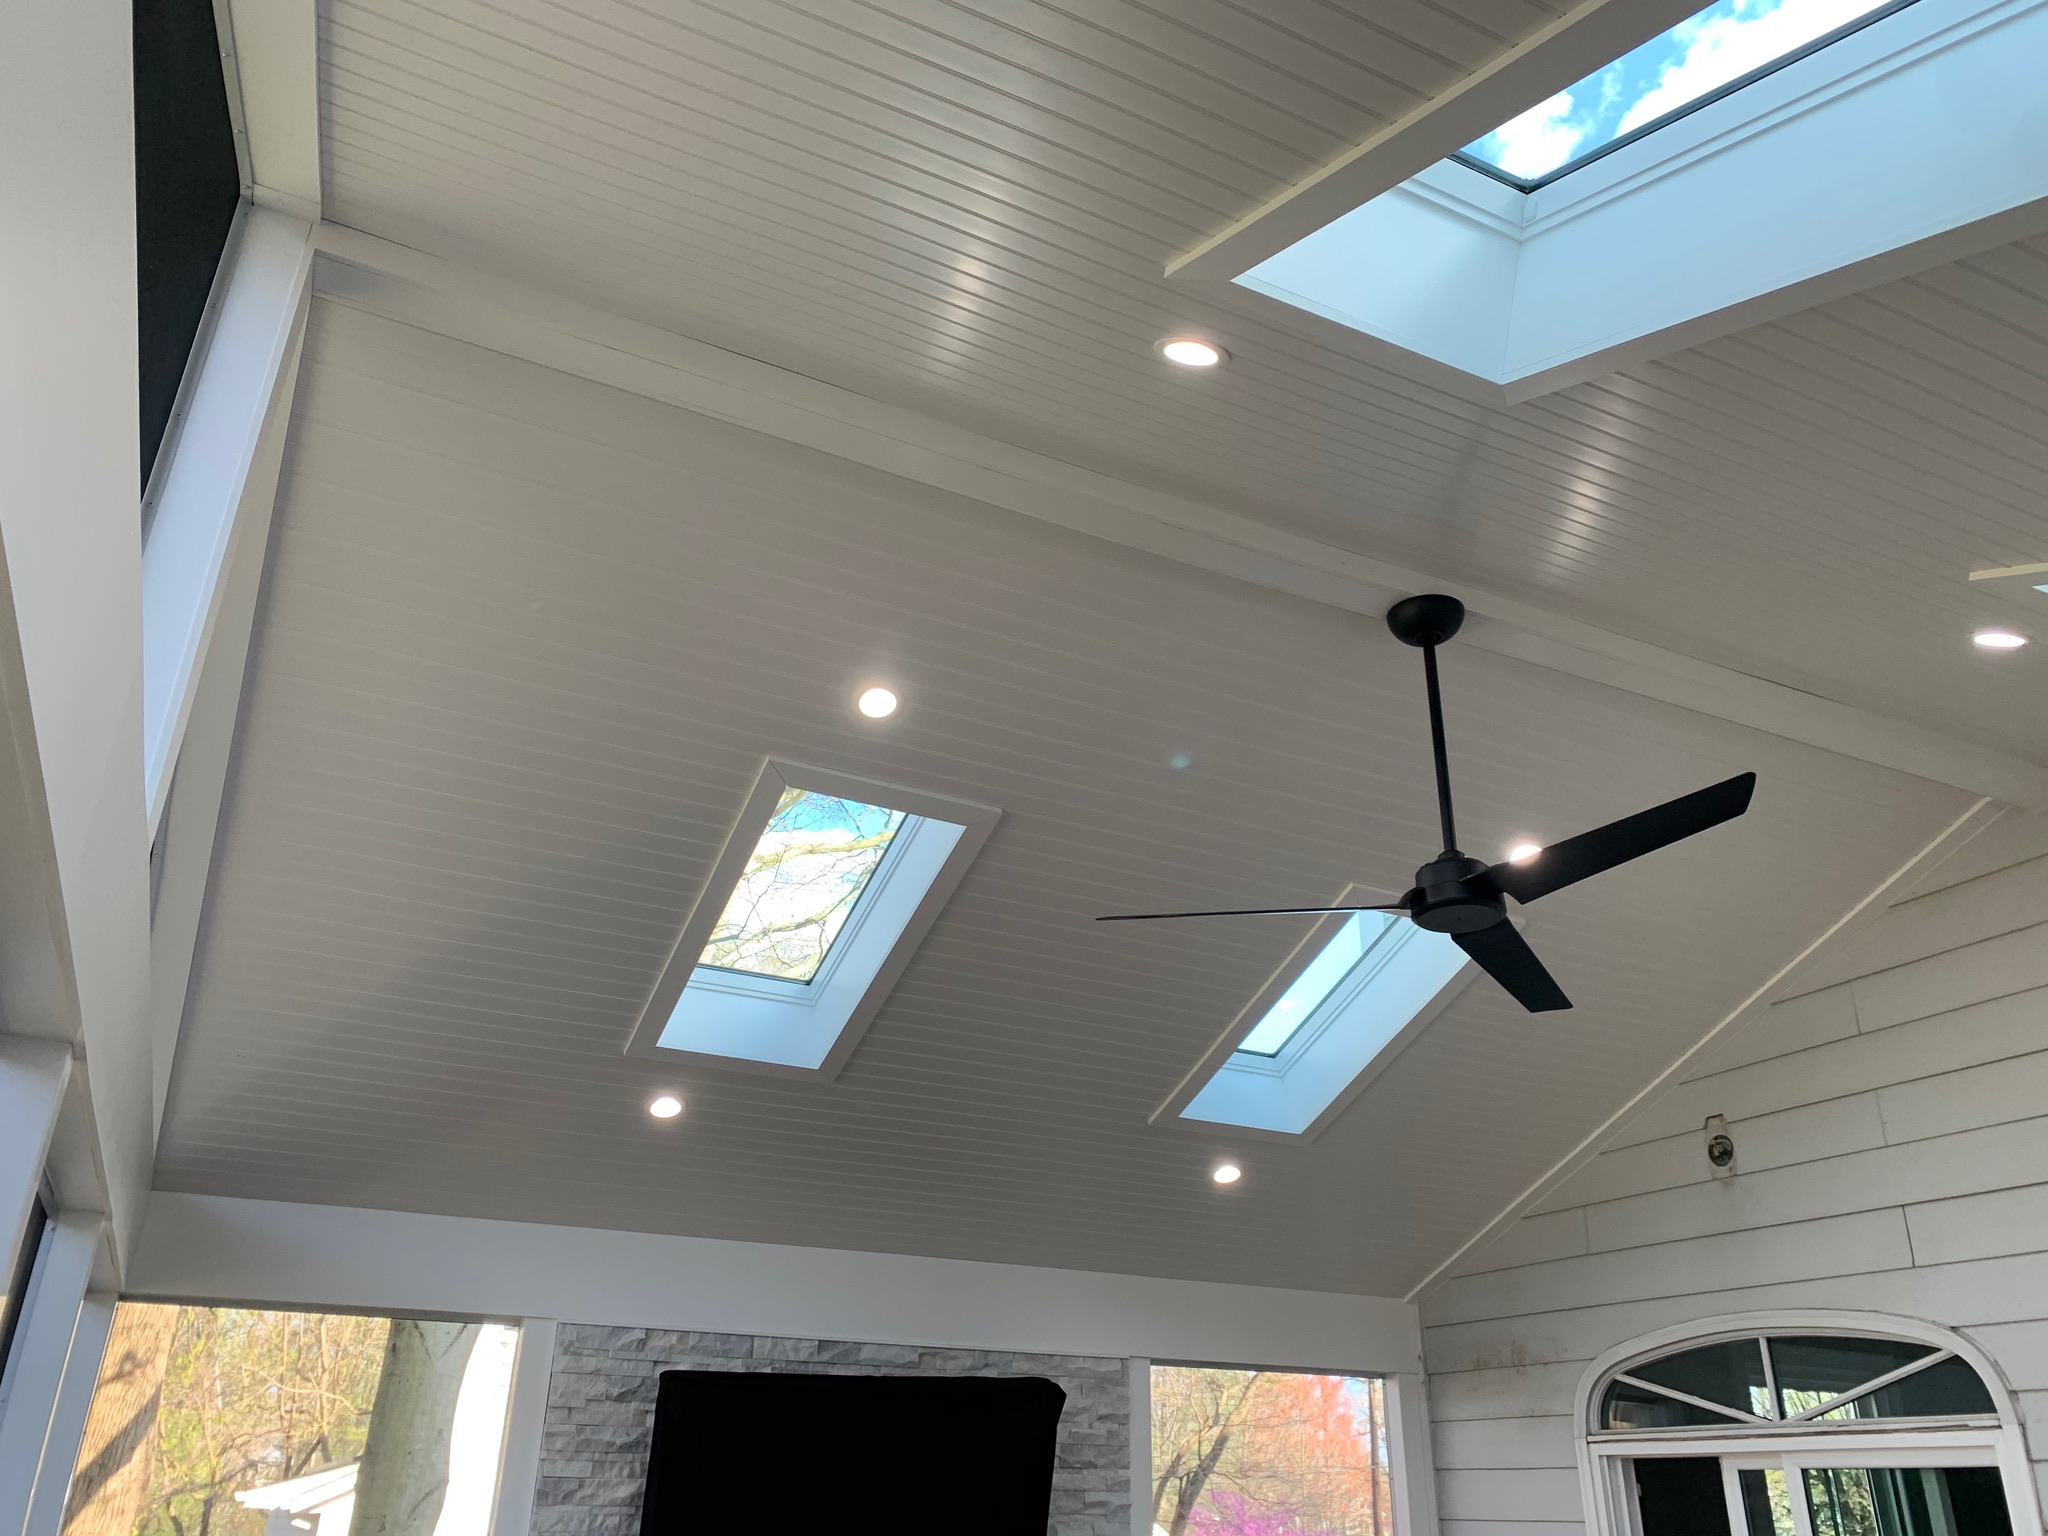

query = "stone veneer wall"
[533,1323,1131,1536]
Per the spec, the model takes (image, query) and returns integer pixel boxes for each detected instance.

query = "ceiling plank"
[311,222,2048,808]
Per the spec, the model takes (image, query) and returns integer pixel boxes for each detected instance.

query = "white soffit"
[154,301,1980,1293]
[1234,0,2048,394]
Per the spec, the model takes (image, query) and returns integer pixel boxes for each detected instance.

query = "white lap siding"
[1421,819,2048,1536]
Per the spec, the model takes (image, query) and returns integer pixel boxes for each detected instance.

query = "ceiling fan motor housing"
[1406,854,1507,933]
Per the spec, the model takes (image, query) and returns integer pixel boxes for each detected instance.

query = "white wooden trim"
[1127,1358,1152,1536]
[21,1290,113,1536]
[1162,0,1709,282]
[1404,797,1999,1301]
[141,204,313,841]
[488,1319,555,1536]
[220,0,318,220]
[1383,1372,1441,1536]
[0,1043,69,1294]
[0,1214,104,1536]
[307,224,2048,810]
[1571,1310,2045,1536]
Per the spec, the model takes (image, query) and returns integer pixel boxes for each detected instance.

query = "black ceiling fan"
[1098,594,1756,1013]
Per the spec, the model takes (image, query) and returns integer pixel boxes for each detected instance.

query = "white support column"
[1127,1358,1151,1536]
[0,1214,105,1536]
[489,1319,557,1536]
[141,203,314,841]
[1382,1373,1441,1536]
[21,1291,113,1536]
[0,1042,70,1289]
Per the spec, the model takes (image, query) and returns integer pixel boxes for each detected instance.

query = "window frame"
[625,760,999,1078]
[1574,1312,2041,1536]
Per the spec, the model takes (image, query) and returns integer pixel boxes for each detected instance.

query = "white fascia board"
[1165,0,1712,281]
[307,225,2048,807]
[625,760,999,1078]
[130,1192,1425,1374]
[1234,0,2048,395]
[141,205,314,842]
[219,0,320,221]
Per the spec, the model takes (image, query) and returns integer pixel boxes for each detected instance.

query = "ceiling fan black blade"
[1097,905,1409,923]
[1487,771,1756,905]
[1454,923,1572,1012]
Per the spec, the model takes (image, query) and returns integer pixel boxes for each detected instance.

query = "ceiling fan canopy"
[1100,594,1757,1013]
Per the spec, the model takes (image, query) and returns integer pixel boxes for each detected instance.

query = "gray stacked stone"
[532,1324,1131,1536]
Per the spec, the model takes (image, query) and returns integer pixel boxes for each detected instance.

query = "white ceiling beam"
[218,0,319,221]
[1165,0,1709,283]
[311,223,2048,809]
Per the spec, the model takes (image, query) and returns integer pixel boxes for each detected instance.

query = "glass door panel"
[1739,1467,1798,1536]
[1801,1466,2010,1536]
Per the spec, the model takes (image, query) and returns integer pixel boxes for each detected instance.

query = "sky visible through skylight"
[1236,911,1400,1056]
[1462,0,1901,183]
[697,789,906,982]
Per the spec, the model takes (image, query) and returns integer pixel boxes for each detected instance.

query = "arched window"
[1576,1314,2040,1536]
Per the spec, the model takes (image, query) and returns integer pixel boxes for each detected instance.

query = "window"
[1149,1364,1394,1536]
[627,762,998,1075]
[696,789,907,982]
[1458,0,1915,188]
[1579,1318,2035,1535]
[1162,900,1476,1138]
[62,1305,518,1536]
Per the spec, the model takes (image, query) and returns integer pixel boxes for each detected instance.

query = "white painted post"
[1381,1373,1441,1536]
[21,1291,114,1536]
[0,1214,106,1536]
[1127,1358,1151,1536]
[488,1319,557,1536]
[0,1043,70,1297]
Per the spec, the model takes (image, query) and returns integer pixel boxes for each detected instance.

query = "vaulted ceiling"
[159,0,2047,1294]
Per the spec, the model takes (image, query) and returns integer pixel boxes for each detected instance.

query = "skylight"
[1459,0,1912,188]
[1234,912,1402,1056]
[1229,0,2032,393]
[625,763,999,1076]
[1163,905,1478,1138]
[697,789,907,982]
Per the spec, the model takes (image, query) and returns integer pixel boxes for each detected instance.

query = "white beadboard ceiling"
[155,301,1975,1294]
[310,0,2048,763]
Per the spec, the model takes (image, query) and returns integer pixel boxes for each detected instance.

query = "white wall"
[129,1193,1423,1374]
[1420,814,2048,1535]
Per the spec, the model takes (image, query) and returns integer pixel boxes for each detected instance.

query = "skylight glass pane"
[1236,912,1400,1056]
[1460,0,1905,185]
[696,789,907,982]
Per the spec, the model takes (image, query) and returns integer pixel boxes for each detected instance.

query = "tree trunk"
[61,1302,182,1536]
[347,1320,480,1536]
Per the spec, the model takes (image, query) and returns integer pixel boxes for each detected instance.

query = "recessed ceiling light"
[1973,629,2028,650]
[648,1093,684,1119]
[855,686,900,718]
[1158,338,1225,369]
[1507,842,1543,864]
[1211,1162,1242,1185]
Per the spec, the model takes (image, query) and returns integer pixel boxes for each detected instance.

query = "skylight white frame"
[624,761,999,1079]
[1233,0,2048,398]
[1152,886,1486,1142]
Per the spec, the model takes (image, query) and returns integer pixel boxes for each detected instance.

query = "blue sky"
[1463,0,1895,181]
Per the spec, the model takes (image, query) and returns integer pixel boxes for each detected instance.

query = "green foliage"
[135,1309,389,1536]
